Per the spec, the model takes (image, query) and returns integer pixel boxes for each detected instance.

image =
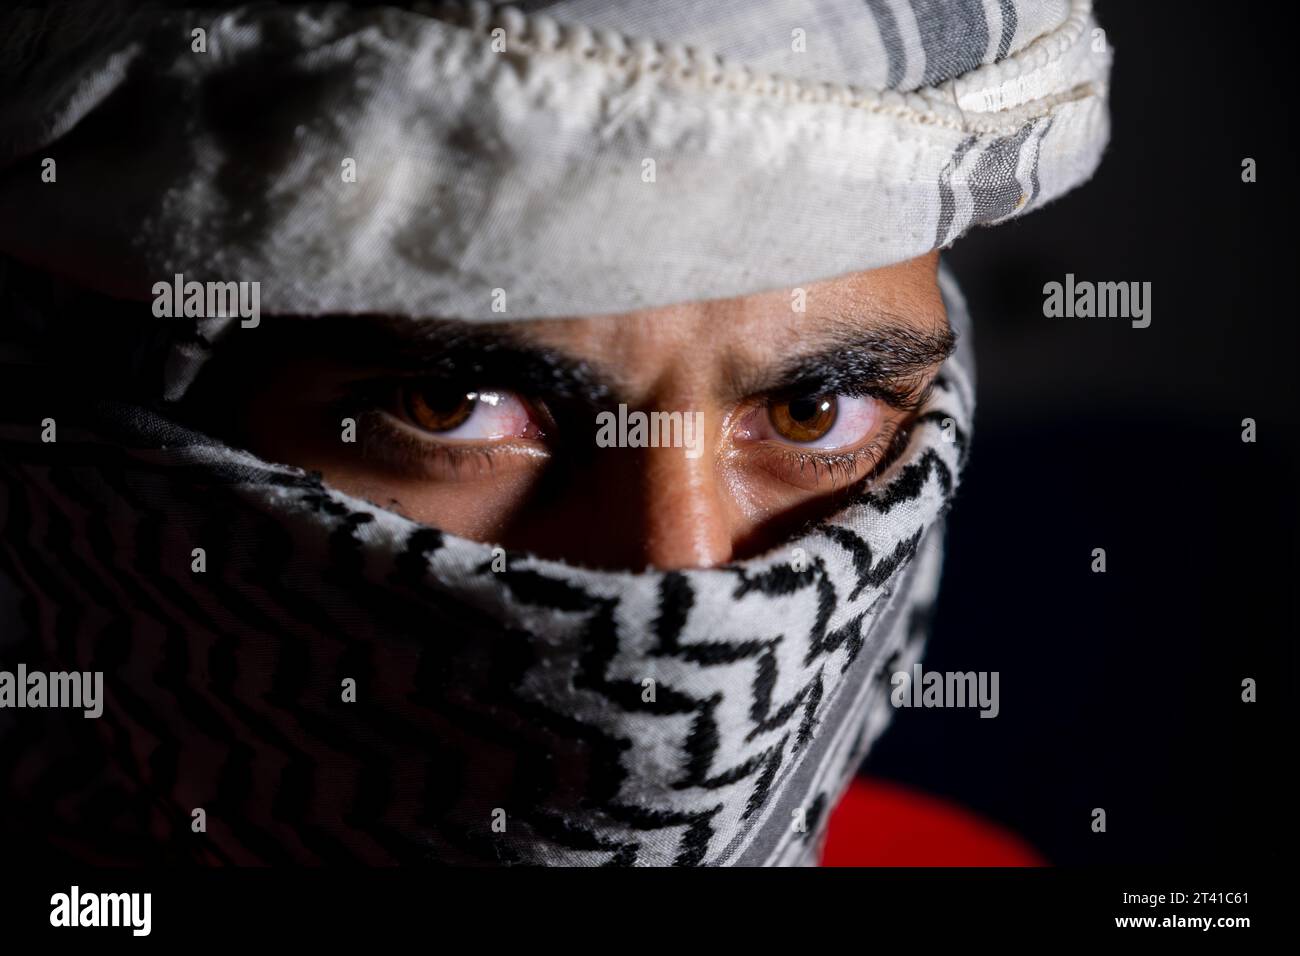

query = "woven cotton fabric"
[0,0,1110,320]
[0,1,1108,866]
[0,267,974,865]
[514,0,1075,90]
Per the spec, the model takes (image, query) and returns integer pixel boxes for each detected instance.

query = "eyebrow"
[287,312,954,411]
[732,320,957,410]
[298,316,617,406]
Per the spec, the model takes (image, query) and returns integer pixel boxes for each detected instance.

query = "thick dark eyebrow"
[728,321,957,410]
[294,315,618,406]
[275,312,953,411]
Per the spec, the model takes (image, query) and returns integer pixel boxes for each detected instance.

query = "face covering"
[0,264,973,866]
[0,0,1109,866]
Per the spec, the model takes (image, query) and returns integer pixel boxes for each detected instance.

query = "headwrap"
[0,1,1109,865]
[0,0,1110,320]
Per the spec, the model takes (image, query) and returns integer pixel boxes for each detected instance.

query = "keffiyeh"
[0,264,972,865]
[0,0,1108,865]
[0,0,1110,319]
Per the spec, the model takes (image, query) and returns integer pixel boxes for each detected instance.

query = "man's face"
[202,251,952,570]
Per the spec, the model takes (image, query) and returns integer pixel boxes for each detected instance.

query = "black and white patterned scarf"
[0,263,974,866]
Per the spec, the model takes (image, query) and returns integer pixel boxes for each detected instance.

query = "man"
[0,1,1109,864]
[184,253,955,569]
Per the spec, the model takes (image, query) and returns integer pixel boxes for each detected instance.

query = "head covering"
[0,1,1108,865]
[0,0,1110,320]
[0,261,973,865]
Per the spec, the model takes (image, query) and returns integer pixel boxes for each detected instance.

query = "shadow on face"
[182,251,952,570]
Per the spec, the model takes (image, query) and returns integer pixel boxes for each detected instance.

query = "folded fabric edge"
[0,0,1109,166]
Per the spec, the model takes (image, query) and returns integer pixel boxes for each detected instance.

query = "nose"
[506,416,735,571]
[632,442,733,570]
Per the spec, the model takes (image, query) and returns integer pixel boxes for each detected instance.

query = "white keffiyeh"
[0,0,1110,320]
[0,1,1107,866]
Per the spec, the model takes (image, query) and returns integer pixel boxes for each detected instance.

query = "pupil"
[789,397,823,422]
[425,390,472,414]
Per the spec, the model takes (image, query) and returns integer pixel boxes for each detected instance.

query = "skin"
[188,251,952,571]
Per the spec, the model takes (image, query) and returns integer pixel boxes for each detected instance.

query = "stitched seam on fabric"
[417,0,1102,134]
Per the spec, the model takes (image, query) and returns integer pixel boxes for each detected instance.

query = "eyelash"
[349,406,536,479]
[753,418,905,490]
[334,378,908,488]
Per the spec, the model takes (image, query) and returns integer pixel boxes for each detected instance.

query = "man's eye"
[395,385,540,441]
[769,396,837,442]
[756,394,882,450]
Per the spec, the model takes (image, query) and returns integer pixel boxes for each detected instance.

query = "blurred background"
[862,0,1297,864]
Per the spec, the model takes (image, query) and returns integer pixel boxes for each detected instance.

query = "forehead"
[509,252,946,383]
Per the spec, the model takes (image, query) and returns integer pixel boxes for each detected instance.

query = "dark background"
[0,0,1292,874]
[864,0,1297,864]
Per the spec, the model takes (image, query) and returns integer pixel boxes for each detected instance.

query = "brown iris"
[402,386,476,433]
[769,395,836,443]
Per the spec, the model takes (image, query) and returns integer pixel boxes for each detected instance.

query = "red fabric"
[820,777,1045,866]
